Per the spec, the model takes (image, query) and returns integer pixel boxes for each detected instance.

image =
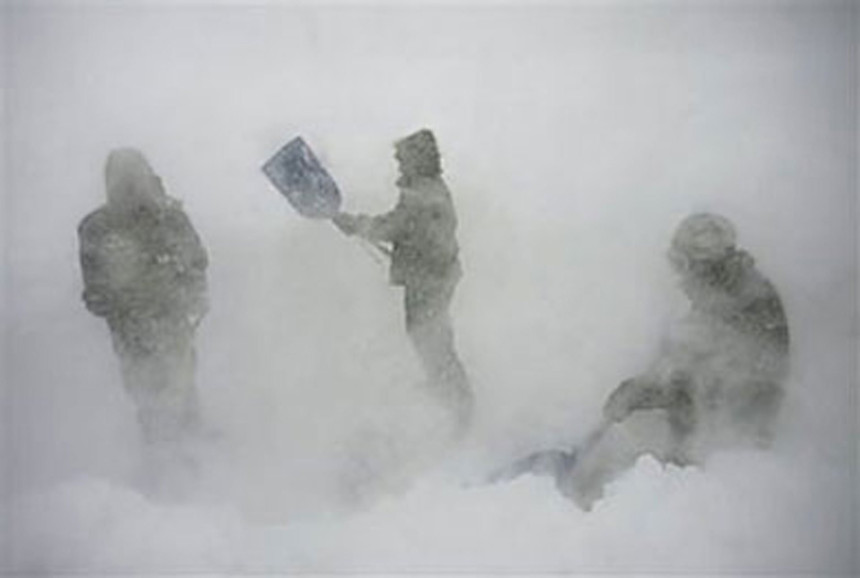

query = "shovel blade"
[263,136,342,219]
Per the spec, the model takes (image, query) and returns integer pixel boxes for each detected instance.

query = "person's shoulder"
[405,176,451,202]
[737,252,781,298]
[732,255,788,331]
[78,206,110,236]
[160,199,206,242]
[161,198,193,223]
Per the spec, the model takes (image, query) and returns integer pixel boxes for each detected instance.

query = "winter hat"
[670,212,737,263]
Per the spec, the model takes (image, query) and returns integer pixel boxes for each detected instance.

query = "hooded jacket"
[356,175,461,287]
[78,149,208,354]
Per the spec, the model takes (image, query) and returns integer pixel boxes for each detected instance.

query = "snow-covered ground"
[3,2,857,575]
[7,449,853,574]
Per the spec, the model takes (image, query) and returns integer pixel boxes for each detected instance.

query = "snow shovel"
[262,136,343,219]
[263,136,389,261]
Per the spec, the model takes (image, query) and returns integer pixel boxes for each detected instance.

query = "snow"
[3,2,856,575]
[8,449,851,574]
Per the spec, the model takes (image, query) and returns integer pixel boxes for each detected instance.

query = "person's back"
[80,202,207,343]
[78,148,208,444]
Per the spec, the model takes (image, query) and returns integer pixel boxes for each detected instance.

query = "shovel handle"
[328,218,391,265]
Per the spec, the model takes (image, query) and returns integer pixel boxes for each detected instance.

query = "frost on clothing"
[568,213,790,508]
[78,148,209,444]
[333,130,473,432]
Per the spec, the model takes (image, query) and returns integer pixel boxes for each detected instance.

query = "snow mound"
[8,447,850,574]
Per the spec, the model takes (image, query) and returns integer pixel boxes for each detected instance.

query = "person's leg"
[118,351,165,444]
[159,336,201,440]
[405,282,473,430]
[665,385,698,465]
[730,380,784,447]
[118,334,199,445]
[558,411,675,510]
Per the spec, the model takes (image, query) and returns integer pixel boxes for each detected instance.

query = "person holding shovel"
[333,129,474,433]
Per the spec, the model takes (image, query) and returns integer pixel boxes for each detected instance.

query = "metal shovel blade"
[262,136,342,219]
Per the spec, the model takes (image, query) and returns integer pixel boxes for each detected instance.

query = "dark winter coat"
[358,175,461,288]
[604,249,789,446]
[78,200,208,357]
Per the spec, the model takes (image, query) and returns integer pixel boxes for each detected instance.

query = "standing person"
[78,148,209,447]
[334,129,473,432]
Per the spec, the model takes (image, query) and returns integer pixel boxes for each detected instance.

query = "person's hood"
[104,148,166,209]
[395,128,442,184]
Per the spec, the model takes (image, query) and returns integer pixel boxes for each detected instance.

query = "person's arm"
[740,288,790,351]
[78,217,116,317]
[333,198,408,244]
[169,209,210,325]
[603,376,671,422]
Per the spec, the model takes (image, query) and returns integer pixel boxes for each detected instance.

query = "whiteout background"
[2,1,857,574]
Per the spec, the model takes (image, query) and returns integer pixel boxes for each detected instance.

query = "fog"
[2,1,857,574]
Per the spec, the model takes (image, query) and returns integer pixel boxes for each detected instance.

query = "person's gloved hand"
[603,378,642,423]
[332,212,359,235]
